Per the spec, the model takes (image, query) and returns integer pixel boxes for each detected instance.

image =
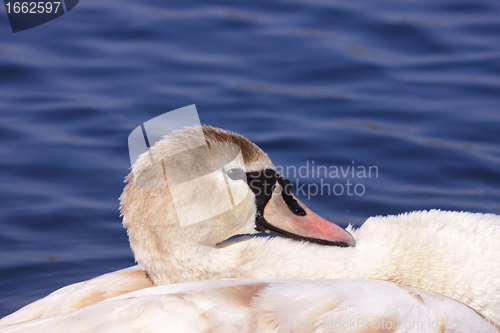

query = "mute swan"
[1,125,499,332]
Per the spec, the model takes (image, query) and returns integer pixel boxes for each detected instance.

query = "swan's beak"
[261,187,356,247]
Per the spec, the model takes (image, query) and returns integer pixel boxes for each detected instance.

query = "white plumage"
[2,278,498,333]
[1,126,499,332]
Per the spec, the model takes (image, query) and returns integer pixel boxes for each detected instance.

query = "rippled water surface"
[0,0,499,318]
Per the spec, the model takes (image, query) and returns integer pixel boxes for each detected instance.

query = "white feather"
[1,279,498,333]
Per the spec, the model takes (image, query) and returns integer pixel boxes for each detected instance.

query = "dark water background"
[0,0,499,318]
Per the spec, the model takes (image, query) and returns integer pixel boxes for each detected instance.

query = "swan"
[1,125,499,332]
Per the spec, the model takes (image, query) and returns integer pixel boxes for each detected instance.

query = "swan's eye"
[226,168,245,181]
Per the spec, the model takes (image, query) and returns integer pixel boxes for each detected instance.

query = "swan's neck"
[134,233,241,285]
[234,237,374,280]
[142,235,373,285]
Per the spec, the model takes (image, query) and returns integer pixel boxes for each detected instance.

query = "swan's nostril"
[287,201,305,216]
[276,176,306,216]
[292,205,306,216]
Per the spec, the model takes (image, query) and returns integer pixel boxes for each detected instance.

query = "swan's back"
[352,210,500,320]
[1,278,497,333]
[0,266,153,326]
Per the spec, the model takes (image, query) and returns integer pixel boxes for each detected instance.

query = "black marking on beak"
[246,169,306,218]
[245,169,348,247]
[276,175,305,216]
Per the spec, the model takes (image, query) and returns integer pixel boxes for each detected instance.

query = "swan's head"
[120,126,354,282]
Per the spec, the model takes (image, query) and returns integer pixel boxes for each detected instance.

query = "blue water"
[1,0,500,318]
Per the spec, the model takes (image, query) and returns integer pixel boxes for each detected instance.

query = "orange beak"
[262,186,355,247]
